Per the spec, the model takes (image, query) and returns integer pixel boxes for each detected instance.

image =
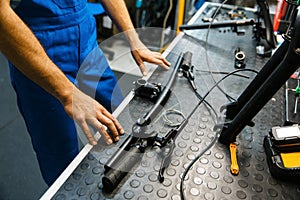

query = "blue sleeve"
[10,0,21,9]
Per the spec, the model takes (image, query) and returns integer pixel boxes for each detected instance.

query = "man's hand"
[130,39,171,76]
[0,0,124,146]
[63,87,124,145]
[99,0,171,76]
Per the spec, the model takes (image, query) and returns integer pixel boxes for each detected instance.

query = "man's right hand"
[63,87,124,145]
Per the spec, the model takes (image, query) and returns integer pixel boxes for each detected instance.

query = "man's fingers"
[134,54,147,76]
[132,49,171,75]
[96,109,125,143]
[144,52,170,70]
[153,53,171,67]
[158,61,170,70]
[78,120,98,145]
[110,117,124,136]
[99,108,125,135]
[150,57,170,70]
[160,56,171,67]
[139,62,147,76]
[88,118,114,144]
[98,115,120,142]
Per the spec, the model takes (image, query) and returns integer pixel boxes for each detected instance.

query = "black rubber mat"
[51,3,300,200]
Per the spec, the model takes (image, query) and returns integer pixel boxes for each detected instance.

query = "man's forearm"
[0,1,74,105]
[99,0,171,75]
[0,0,125,145]
[99,0,140,44]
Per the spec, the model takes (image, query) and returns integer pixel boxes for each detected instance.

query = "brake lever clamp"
[133,78,162,102]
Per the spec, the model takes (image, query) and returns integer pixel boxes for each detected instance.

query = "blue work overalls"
[9,0,123,186]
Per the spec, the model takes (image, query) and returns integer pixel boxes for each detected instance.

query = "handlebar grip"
[102,145,143,192]
[104,135,135,172]
[182,51,192,71]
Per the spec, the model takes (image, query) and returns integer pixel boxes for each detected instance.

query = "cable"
[204,0,236,102]
[179,68,259,200]
[163,109,186,127]
[160,0,173,49]
[194,91,218,124]
[181,34,259,79]
[161,92,218,128]
[180,1,240,103]
[181,34,258,79]
[193,68,258,123]
[195,69,258,79]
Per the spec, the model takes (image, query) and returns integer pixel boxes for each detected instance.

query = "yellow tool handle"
[176,0,185,33]
[229,143,239,175]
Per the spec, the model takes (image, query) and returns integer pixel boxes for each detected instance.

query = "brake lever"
[158,139,175,183]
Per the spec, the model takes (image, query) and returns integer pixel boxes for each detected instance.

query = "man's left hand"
[130,40,171,76]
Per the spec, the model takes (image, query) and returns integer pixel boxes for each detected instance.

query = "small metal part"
[256,45,265,56]
[180,51,197,91]
[227,9,246,19]
[294,96,298,115]
[234,48,246,69]
[202,17,214,22]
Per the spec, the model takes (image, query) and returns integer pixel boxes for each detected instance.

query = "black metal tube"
[221,3,298,121]
[256,0,277,48]
[104,135,136,172]
[223,41,288,120]
[102,53,184,192]
[181,51,192,71]
[219,10,300,145]
[179,18,255,31]
[139,52,184,126]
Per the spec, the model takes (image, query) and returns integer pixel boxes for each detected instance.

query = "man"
[0,0,170,186]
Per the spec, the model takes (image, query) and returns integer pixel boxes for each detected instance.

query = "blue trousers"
[10,1,123,186]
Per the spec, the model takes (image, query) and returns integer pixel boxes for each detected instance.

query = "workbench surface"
[41,3,300,200]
